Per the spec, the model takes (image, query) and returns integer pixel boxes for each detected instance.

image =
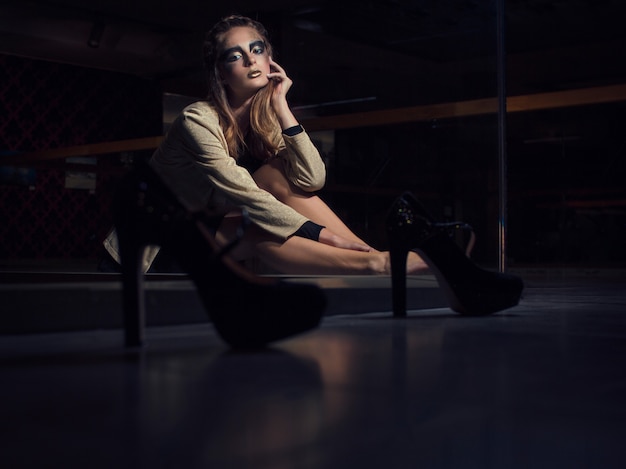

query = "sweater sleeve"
[276,128,326,192]
[149,102,310,240]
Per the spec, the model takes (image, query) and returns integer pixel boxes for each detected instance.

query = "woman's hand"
[267,59,292,104]
[319,228,373,252]
[267,58,299,129]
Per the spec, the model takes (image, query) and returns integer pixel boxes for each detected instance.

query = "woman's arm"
[267,58,298,130]
[267,59,327,192]
[151,103,309,241]
[318,228,373,252]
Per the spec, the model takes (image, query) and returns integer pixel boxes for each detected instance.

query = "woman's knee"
[253,159,294,201]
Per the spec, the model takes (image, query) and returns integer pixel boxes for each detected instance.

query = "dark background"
[1,0,625,268]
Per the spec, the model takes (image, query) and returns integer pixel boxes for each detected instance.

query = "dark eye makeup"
[221,40,266,63]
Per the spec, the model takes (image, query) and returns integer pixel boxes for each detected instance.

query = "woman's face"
[219,26,271,103]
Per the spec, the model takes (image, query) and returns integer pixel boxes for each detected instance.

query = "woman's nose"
[245,53,256,66]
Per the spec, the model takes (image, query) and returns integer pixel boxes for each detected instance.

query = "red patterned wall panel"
[0,55,162,260]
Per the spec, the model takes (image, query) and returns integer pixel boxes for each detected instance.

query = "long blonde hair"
[202,15,281,161]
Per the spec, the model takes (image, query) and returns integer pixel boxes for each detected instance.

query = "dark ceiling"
[2,0,626,114]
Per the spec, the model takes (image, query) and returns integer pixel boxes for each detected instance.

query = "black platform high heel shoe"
[386,192,523,317]
[113,162,326,348]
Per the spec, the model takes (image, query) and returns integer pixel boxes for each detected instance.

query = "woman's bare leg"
[216,216,392,274]
[215,211,428,276]
[246,158,429,274]
[253,159,370,246]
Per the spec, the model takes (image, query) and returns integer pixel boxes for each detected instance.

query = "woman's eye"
[252,45,265,55]
[226,53,242,62]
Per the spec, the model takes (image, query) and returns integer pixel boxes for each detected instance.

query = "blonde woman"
[127,15,427,276]
[111,15,522,348]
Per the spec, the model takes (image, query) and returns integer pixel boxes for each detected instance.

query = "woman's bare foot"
[407,251,429,274]
[376,251,429,275]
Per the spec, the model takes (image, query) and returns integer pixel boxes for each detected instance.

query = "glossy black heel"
[113,162,326,348]
[386,192,523,317]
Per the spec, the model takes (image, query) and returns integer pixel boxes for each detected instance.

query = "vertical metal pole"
[496,0,508,272]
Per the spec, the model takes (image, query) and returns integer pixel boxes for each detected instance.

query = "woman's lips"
[248,70,262,79]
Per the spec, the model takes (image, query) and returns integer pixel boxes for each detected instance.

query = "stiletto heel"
[386,192,523,317]
[117,224,145,347]
[386,192,437,318]
[114,163,183,347]
[113,162,326,348]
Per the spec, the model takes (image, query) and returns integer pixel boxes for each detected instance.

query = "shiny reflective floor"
[2,273,626,468]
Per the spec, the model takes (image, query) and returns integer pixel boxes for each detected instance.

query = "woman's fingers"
[267,59,292,90]
[267,58,285,77]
